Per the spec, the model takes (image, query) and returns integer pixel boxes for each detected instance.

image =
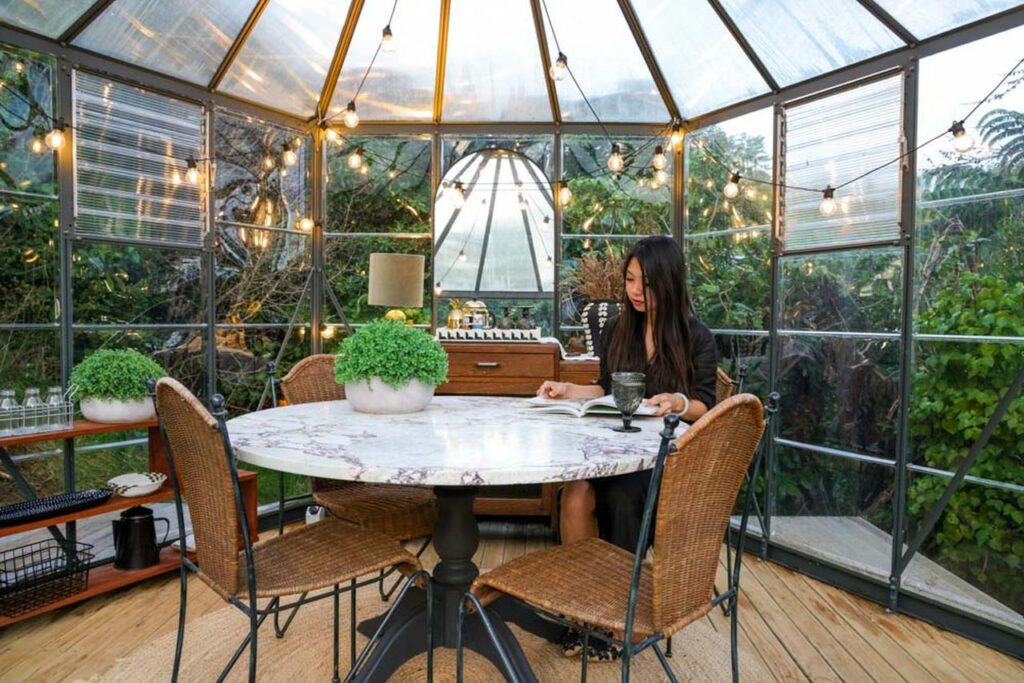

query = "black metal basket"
[0,539,94,617]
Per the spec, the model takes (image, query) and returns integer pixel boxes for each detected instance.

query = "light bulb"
[381,25,396,54]
[347,147,364,169]
[950,120,974,153]
[171,170,181,186]
[450,181,466,210]
[434,282,443,296]
[282,146,298,167]
[654,169,669,186]
[323,124,339,143]
[185,158,200,184]
[458,250,467,262]
[263,155,274,169]
[44,125,65,151]
[321,324,336,339]
[557,183,572,208]
[518,193,528,211]
[549,52,568,81]
[30,137,44,154]
[819,186,837,217]
[669,123,683,150]
[607,143,624,173]
[723,173,741,199]
[343,101,360,129]
[651,145,667,171]
[298,217,314,231]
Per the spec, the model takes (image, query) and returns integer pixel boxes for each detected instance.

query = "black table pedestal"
[354,486,538,682]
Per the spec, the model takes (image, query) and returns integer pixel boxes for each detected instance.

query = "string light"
[321,324,336,339]
[262,155,275,169]
[282,142,298,167]
[949,120,974,153]
[30,137,44,154]
[321,121,339,143]
[819,185,837,217]
[723,173,741,199]
[557,181,572,208]
[343,100,360,129]
[185,157,200,184]
[450,181,466,209]
[669,122,683,150]
[434,282,443,296]
[381,24,396,54]
[458,249,467,262]
[549,52,568,81]
[654,169,669,186]
[607,143,624,173]
[44,119,66,150]
[347,147,364,169]
[298,217,314,231]
[651,145,667,171]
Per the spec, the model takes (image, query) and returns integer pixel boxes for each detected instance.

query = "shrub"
[70,349,167,402]
[334,320,448,389]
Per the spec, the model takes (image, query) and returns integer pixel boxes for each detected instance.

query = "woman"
[538,235,718,553]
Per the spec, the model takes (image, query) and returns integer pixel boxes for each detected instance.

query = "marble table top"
[227,396,686,487]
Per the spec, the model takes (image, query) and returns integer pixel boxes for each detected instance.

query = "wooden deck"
[0,521,1021,682]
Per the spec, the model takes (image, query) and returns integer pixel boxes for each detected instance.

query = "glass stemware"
[611,371,645,433]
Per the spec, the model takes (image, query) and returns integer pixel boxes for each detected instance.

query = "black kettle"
[112,506,170,570]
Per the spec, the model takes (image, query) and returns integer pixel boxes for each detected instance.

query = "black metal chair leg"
[349,579,357,668]
[333,584,341,683]
[581,630,589,682]
[172,565,188,682]
[379,536,431,601]
[730,594,740,683]
[458,593,521,682]
[653,642,679,683]
[248,609,258,683]
[348,570,432,682]
[665,634,672,658]
[274,590,308,637]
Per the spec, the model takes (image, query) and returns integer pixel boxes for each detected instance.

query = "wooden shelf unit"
[0,418,258,627]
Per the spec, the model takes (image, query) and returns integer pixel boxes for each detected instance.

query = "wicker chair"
[716,367,737,404]
[152,377,432,683]
[458,394,767,682]
[278,354,437,601]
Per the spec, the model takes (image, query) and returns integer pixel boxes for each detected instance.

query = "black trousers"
[591,470,654,553]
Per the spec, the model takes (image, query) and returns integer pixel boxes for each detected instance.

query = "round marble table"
[227,396,682,682]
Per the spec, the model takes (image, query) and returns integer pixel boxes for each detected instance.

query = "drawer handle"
[475,361,501,368]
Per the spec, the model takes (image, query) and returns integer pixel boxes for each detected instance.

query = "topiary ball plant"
[70,349,167,423]
[334,320,448,414]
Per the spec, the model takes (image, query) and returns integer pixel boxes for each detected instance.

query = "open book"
[524,394,658,418]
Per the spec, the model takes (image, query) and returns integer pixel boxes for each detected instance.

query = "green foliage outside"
[70,349,167,401]
[334,320,448,388]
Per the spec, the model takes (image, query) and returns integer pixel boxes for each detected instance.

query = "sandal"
[560,627,583,658]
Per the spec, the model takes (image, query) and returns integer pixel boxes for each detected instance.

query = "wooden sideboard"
[437,343,601,523]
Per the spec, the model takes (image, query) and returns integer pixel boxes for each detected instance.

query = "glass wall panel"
[771,444,894,581]
[778,335,900,458]
[0,200,59,324]
[219,0,351,115]
[0,328,59,401]
[630,0,768,117]
[215,226,310,325]
[784,75,902,251]
[688,232,771,331]
[329,0,439,121]
[0,46,58,197]
[74,0,254,85]
[0,0,92,39]
[214,326,304,415]
[443,0,550,121]
[540,0,666,122]
[717,0,903,87]
[714,331,770,398]
[73,328,206,400]
[875,0,1021,39]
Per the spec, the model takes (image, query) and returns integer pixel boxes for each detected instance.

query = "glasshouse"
[0,1,1022,681]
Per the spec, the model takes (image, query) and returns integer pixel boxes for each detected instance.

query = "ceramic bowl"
[107,472,167,497]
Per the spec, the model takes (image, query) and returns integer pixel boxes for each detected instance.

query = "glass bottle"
[23,388,43,433]
[0,390,18,438]
[46,386,66,429]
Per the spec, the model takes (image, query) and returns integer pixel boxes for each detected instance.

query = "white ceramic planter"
[344,377,435,414]
[80,397,156,423]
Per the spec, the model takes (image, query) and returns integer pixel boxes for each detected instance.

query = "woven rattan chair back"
[281,354,346,405]
[156,377,243,595]
[715,367,736,405]
[652,393,764,633]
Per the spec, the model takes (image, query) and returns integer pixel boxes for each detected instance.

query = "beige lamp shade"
[368,253,425,308]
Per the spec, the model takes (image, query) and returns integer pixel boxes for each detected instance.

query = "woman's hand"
[644,392,686,417]
[537,381,570,399]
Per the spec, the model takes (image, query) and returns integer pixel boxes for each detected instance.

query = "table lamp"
[368,253,425,322]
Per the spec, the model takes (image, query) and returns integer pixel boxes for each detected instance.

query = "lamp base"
[383,309,407,322]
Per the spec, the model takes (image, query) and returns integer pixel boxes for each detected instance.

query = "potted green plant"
[334,320,449,414]
[70,349,167,423]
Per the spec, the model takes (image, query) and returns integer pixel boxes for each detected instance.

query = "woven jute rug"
[96,585,769,682]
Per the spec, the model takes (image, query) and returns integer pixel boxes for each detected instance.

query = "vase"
[344,377,435,414]
[80,397,156,423]
[581,300,622,355]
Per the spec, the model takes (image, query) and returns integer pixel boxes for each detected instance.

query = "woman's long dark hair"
[606,235,695,395]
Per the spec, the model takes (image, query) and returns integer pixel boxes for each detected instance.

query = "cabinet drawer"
[447,351,555,379]
[437,379,541,397]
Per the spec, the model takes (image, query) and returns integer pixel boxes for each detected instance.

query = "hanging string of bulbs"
[691,52,1024,217]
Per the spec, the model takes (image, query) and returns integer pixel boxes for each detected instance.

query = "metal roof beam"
[432,0,452,123]
[530,0,561,124]
[317,0,366,122]
[705,0,780,93]
[57,0,115,44]
[208,0,271,91]
[854,0,919,46]
[617,0,681,121]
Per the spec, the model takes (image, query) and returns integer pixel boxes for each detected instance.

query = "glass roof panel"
[717,0,903,87]
[74,0,255,86]
[442,0,550,121]
[874,0,1022,39]
[541,0,667,122]
[630,0,769,118]
[0,0,93,38]
[329,0,440,121]
[219,0,351,116]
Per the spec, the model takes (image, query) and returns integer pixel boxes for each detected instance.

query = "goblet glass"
[611,372,645,433]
